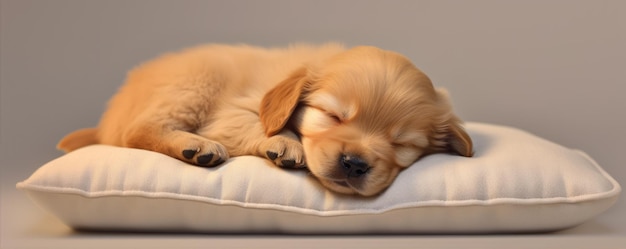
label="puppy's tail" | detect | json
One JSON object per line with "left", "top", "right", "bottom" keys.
{"left": 57, "top": 128, "right": 99, "bottom": 153}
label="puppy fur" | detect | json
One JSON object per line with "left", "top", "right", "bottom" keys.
{"left": 58, "top": 43, "right": 473, "bottom": 196}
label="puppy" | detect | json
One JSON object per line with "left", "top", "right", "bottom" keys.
{"left": 58, "top": 43, "right": 473, "bottom": 196}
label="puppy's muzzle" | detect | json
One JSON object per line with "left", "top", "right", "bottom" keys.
{"left": 340, "top": 154, "right": 371, "bottom": 178}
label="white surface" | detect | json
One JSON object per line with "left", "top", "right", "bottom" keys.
{"left": 15, "top": 123, "right": 621, "bottom": 234}
{"left": 2, "top": 188, "right": 625, "bottom": 249}
{"left": 2, "top": 0, "right": 625, "bottom": 248}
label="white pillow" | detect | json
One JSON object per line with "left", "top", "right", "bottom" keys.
{"left": 17, "top": 123, "right": 620, "bottom": 234}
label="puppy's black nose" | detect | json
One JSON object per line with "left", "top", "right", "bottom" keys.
{"left": 340, "top": 154, "right": 370, "bottom": 178}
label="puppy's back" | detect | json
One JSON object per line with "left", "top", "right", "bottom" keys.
{"left": 59, "top": 43, "right": 346, "bottom": 151}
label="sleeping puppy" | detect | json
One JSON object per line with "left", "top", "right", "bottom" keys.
{"left": 58, "top": 43, "right": 473, "bottom": 196}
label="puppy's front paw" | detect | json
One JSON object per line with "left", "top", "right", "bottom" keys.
{"left": 261, "top": 136, "right": 306, "bottom": 168}
{"left": 180, "top": 139, "right": 229, "bottom": 167}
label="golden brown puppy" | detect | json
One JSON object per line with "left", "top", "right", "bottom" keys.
{"left": 58, "top": 43, "right": 473, "bottom": 196}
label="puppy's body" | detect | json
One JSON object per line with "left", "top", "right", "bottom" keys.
{"left": 59, "top": 43, "right": 472, "bottom": 196}
{"left": 98, "top": 44, "right": 341, "bottom": 163}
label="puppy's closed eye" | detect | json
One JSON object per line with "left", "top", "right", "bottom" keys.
{"left": 392, "top": 131, "right": 429, "bottom": 167}
{"left": 326, "top": 112, "right": 342, "bottom": 123}
{"left": 393, "top": 145, "right": 422, "bottom": 167}
{"left": 293, "top": 92, "right": 356, "bottom": 135}
{"left": 294, "top": 106, "right": 341, "bottom": 135}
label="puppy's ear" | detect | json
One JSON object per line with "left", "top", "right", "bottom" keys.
{"left": 444, "top": 120, "right": 474, "bottom": 157}
{"left": 431, "top": 89, "right": 474, "bottom": 157}
{"left": 260, "top": 67, "right": 310, "bottom": 136}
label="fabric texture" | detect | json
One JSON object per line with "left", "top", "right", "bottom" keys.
{"left": 17, "top": 123, "right": 621, "bottom": 233}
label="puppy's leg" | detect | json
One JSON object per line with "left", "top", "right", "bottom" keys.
{"left": 198, "top": 109, "right": 305, "bottom": 168}
{"left": 122, "top": 106, "right": 228, "bottom": 167}
{"left": 259, "top": 129, "right": 305, "bottom": 168}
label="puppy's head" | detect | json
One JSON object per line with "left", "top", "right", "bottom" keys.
{"left": 261, "top": 46, "right": 472, "bottom": 196}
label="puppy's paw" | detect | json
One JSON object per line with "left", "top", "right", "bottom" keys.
{"left": 261, "top": 136, "right": 306, "bottom": 168}
{"left": 179, "top": 139, "right": 229, "bottom": 167}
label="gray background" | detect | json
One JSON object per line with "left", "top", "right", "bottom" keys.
{"left": 1, "top": 0, "right": 624, "bottom": 248}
